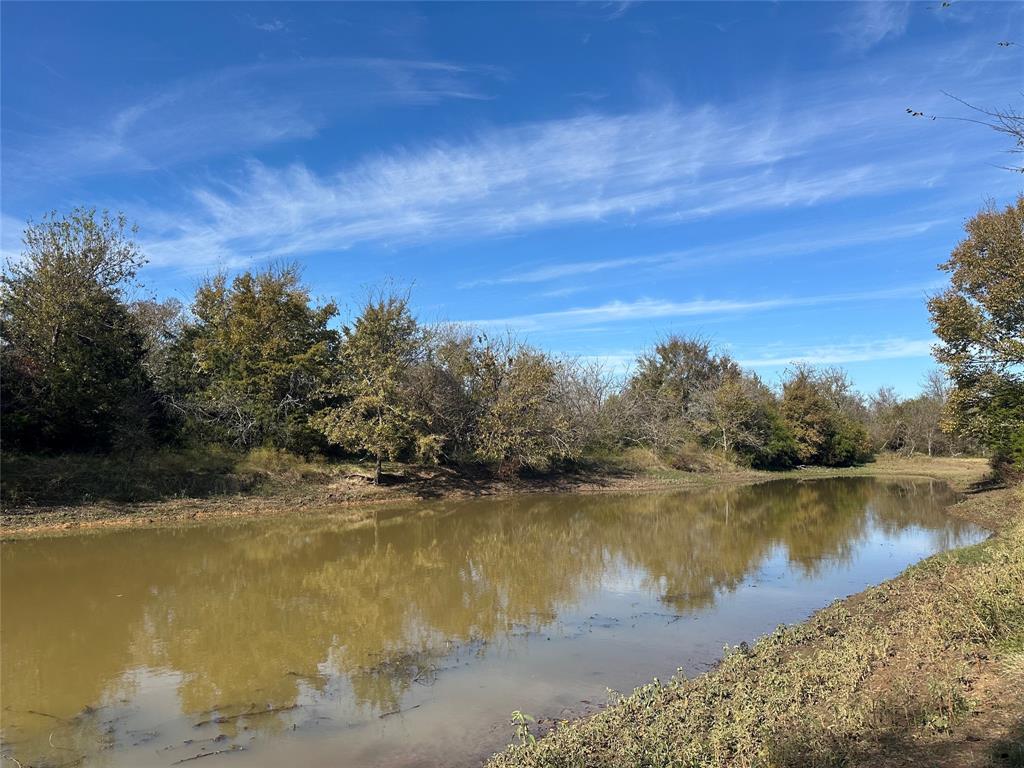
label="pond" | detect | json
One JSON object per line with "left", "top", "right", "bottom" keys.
{"left": 0, "top": 477, "right": 986, "bottom": 768}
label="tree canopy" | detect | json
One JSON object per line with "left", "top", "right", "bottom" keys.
{"left": 1, "top": 209, "right": 162, "bottom": 452}
{"left": 313, "top": 292, "right": 424, "bottom": 482}
{"left": 929, "top": 196, "right": 1024, "bottom": 468}
{"left": 6, "top": 207, "right": 993, "bottom": 477}
{"left": 166, "top": 264, "right": 339, "bottom": 452}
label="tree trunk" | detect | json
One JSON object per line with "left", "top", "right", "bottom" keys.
{"left": 374, "top": 454, "right": 382, "bottom": 485}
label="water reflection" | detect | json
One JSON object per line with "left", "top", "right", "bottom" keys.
{"left": 1, "top": 477, "right": 982, "bottom": 767}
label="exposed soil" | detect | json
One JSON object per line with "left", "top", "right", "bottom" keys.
{"left": 0, "top": 464, "right": 762, "bottom": 537}
{"left": 0, "top": 454, "right": 991, "bottom": 539}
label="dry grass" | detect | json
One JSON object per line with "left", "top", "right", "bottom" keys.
{"left": 771, "top": 454, "right": 993, "bottom": 492}
{"left": 0, "top": 447, "right": 349, "bottom": 508}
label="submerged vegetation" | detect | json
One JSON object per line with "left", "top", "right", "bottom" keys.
{"left": 5, "top": 201, "right": 1020, "bottom": 506}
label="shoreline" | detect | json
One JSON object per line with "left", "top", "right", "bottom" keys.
{"left": 3, "top": 454, "right": 1017, "bottom": 768}
{"left": 0, "top": 455, "right": 991, "bottom": 538}
{"left": 487, "top": 461, "right": 1023, "bottom": 768}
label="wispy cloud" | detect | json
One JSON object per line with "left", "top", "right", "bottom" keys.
{"left": 462, "top": 284, "right": 935, "bottom": 333}
{"left": 246, "top": 16, "right": 288, "bottom": 33}
{"left": 600, "top": 2, "right": 635, "bottom": 22}
{"left": 138, "top": 87, "right": 960, "bottom": 271}
{"left": 460, "top": 218, "right": 942, "bottom": 289}
{"left": 8, "top": 18, "right": 1010, "bottom": 276}
{"left": 460, "top": 254, "right": 664, "bottom": 288}
{"left": 738, "top": 337, "right": 934, "bottom": 368}
{"left": 838, "top": 2, "right": 911, "bottom": 53}
{"left": 536, "top": 285, "right": 592, "bottom": 299}
{"left": 3, "top": 58, "right": 499, "bottom": 185}
{"left": 543, "top": 337, "right": 935, "bottom": 380}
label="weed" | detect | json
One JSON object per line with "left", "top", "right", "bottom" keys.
{"left": 510, "top": 711, "right": 537, "bottom": 747}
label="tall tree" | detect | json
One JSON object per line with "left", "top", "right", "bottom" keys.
{"left": 625, "top": 335, "right": 741, "bottom": 452}
{"left": 929, "top": 196, "right": 1024, "bottom": 468}
{"left": 168, "top": 265, "right": 339, "bottom": 452}
{"left": 0, "top": 209, "right": 160, "bottom": 452}
{"left": 313, "top": 292, "right": 423, "bottom": 483}
{"left": 131, "top": 297, "right": 186, "bottom": 396}
{"left": 469, "top": 335, "right": 574, "bottom": 476}
{"left": 781, "top": 365, "right": 871, "bottom": 467}
{"left": 630, "top": 336, "right": 741, "bottom": 412}
{"left": 691, "top": 373, "right": 797, "bottom": 469}
{"left": 404, "top": 326, "right": 480, "bottom": 464}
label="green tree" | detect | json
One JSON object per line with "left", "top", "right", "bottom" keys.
{"left": 781, "top": 365, "right": 871, "bottom": 467}
{"left": 0, "top": 209, "right": 161, "bottom": 452}
{"left": 168, "top": 265, "right": 339, "bottom": 452}
{"left": 131, "top": 297, "right": 186, "bottom": 398}
{"left": 624, "top": 336, "right": 741, "bottom": 454}
{"left": 404, "top": 326, "right": 480, "bottom": 464}
{"left": 692, "top": 374, "right": 797, "bottom": 469}
{"left": 313, "top": 292, "right": 424, "bottom": 483}
{"left": 929, "top": 196, "right": 1024, "bottom": 469}
{"left": 630, "top": 336, "right": 740, "bottom": 414}
{"left": 469, "top": 336, "right": 574, "bottom": 476}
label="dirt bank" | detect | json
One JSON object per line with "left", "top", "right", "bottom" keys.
{"left": 0, "top": 454, "right": 992, "bottom": 539}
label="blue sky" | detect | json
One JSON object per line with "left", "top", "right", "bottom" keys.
{"left": 2, "top": 2, "right": 1021, "bottom": 395}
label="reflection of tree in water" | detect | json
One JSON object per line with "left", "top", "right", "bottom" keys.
{"left": 0, "top": 478, "right": 971, "bottom": 762}
{"left": 0, "top": 534, "right": 155, "bottom": 764}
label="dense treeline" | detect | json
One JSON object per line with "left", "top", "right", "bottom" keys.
{"left": 2, "top": 203, "right": 1019, "bottom": 482}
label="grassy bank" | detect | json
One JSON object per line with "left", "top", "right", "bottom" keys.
{"left": 0, "top": 446, "right": 761, "bottom": 535}
{"left": 0, "top": 450, "right": 993, "bottom": 537}
{"left": 488, "top": 477, "right": 1024, "bottom": 768}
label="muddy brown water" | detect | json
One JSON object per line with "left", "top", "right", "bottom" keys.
{"left": 1, "top": 477, "right": 985, "bottom": 768}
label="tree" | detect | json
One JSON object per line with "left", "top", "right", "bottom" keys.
{"left": 902, "top": 372, "right": 950, "bottom": 457}
{"left": 630, "top": 336, "right": 740, "bottom": 413}
{"left": 131, "top": 297, "right": 186, "bottom": 399}
{"left": 691, "top": 373, "right": 797, "bottom": 469}
{"left": 168, "top": 265, "right": 339, "bottom": 452}
{"left": 0, "top": 209, "right": 161, "bottom": 452}
{"left": 929, "top": 196, "right": 1024, "bottom": 469}
{"left": 781, "top": 365, "right": 872, "bottom": 467}
{"left": 313, "top": 292, "right": 423, "bottom": 483}
{"left": 469, "top": 335, "right": 575, "bottom": 476}
{"left": 867, "top": 387, "right": 906, "bottom": 453}
{"left": 551, "top": 357, "right": 622, "bottom": 456}
{"left": 404, "top": 326, "right": 481, "bottom": 464}
{"left": 625, "top": 335, "right": 741, "bottom": 454}
{"left": 909, "top": 94, "right": 1024, "bottom": 173}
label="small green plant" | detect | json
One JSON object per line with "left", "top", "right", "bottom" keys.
{"left": 510, "top": 710, "right": 536, "bottom": 746}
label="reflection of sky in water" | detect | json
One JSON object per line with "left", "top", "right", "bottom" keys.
{"left": 0, "top": 477, "right": 987, "bottom": 768}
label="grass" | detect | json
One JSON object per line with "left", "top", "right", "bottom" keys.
{"left": 772, "top": 453, "right": 993, "bottom": 491}
{"left": 0, "top": 443, "right": 751, "bottom": 513}
{"left": 488, "top": 481, "right": 1024, "bottom": 768}
{"left": 0, "top": 447, "right": 348, "bottom": 507}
